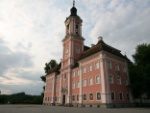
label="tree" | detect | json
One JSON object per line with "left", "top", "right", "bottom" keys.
{"left": 44, "top": 60, "right": 57, "bottom": 75}
{"left": 129, "top": 43, "right": 150, "bottom": 100}
{"left": 40, "top": 60, "right": 57, "bottom": 97}
{"left": 41, "top": 60, "right": 57, "bottom": 83}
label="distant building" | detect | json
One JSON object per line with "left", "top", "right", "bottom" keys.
{"left": 43, "top": 1, "right": 133, "bottom": 108}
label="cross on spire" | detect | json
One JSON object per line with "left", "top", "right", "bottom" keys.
{"left": 73, "top": 0, "right": 75, "bottom": 7}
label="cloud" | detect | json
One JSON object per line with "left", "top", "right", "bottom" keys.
{"left": 0, "top": 0, "right": 150, "bottom": 95}
{"left": 0, "top": 38, "right": 44, "bottom": 94}
{"left": 0, "top": 39, "right": 33, "bottom": 75}
{"left": 81, "top": 0, "right": 150, "bottom": 60}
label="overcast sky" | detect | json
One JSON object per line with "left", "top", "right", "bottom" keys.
{"left": 0, "top": 0, "right": 150, "bottom": 95}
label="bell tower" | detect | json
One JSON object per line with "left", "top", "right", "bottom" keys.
{"left": 62, "top": 0, "right": 84, "bottom": 69}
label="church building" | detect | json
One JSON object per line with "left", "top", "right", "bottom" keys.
{"left": 43, "top": 1, "right": 133, "bottom": 108}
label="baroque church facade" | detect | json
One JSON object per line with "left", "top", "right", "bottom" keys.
{"left": 43, "top": 2, "right": 133, "bottom": 108}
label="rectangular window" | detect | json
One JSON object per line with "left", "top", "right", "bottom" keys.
{"left": 77, "top": 95, "right": 79, "bottom": 101}
{"left": 83, "top": 67, "right": 86, "bottom": 73}
{"left": 117, "top": 76, "right": 121, "bottom": 85}
{"left": 123, "top": 65, "right": 126, "bottom": 72}
{"left": 72, "top": 82, "right": 75, "bottom": 89}
{"left": 72, "top": 95, "right": 75, "bottom": 101}
{"left": 83, "top": 79, "right": 86, "bottom": 87}
{"left": 116, "top": 64, "right": 120, "bottom": 71}
{"left": 111, "top": 92, "right": 115, "bottom": 100}
{"left": 76, "top": 24, "right": 78, "bottom": 29}
{"left": 97, "top": 92, "right": 101, "bottom": 100}
{"left": 89, "top": 93, "right": 93, "bottom": 100}
{"left": 96, "top": 76, "right": 100, "bottom": 84}
{"left": 126, "top": 93, "right": 130, "bottom": 100}
{"left": 119, "top": 92, "right": 123, "bottom": 100}
{"left": 89, "top": 64, "right": 92, "bottom": 72}
{"left": 77, "top": 70, "right": 80, "bottom": 76}
{"left": 45, "top": 97, "right": 47, "bottom": 101}
{"left": 124, "top": 78, "right": 128, "bottom": 85}
{"left": 89, "top": 78, "right": 93, "bottom": 85}
{"left": 83, "top": 94, "right": 86, "bottom": 100}
{"left": 95, "top": 62, "right": 99, "bottom": 69}
{"left": 108, "top": 61, "right": 112, "bottom": 69}
{"left": 56, "top": 86, "right": 60, "bottom": 90}
{"left": 64, "top": 74, "right": 66, "bottom": 79}
{"left": 55, "top": 97, "right": 57, "bottom": 101}
{"left": 76, "top": 46, "right": 80, "bottom": 54}
{"left": 76, "top": 81, "right": 80, "bottom": 88}
{"left": 109, "top": 75, "right": 114, "bottom": 84}
{"left": 72, "top": 71, "right": 75, "bottom": 77}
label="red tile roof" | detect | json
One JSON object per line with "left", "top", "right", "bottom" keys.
{"left": 79, "top": 40, "right": 126, "bottom": 60}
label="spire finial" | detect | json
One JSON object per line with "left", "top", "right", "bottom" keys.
{"left": 73, "top": 0, "right": 75, "bottom": 7}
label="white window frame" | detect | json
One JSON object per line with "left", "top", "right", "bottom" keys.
{"left": 82, "top": 79, "right": 86, "bottom": 87}
{"left": 95, "top": 62, "right": 99, "bottom": 69}
{"left": 89, "top": 64, "right": 92, "bottom": 72}
{"left": 72, "top": 95, "right": 75, "bottom": 101}
{"left": 89, "top": 77, "right": 93, "bottom": 85}
{"left": 119, "top": 92, "right": 123, "bottom": 101}
{"left": 72, "top": 82, "right": 75, "bottom": 89}
{"left": 76, "top": 81, "right": 80, "bottom": 88}
{"left": 76, "top": 46, "right": 80, "bottom": 54}
{"left": 83, "top": 67, "right": 86, "bottom": 74}
{"left": 123, "top": 65, "right": 127, "bottom": 72}
{"left": 124, "top": 78, "right": 128, "bottom": 86}
{"left": 109, "top": 75, "right": 114, "bottom": 84}
{"left": 96, "top": 92, "right": 101, "bottom": 100}
{"left": 116, "top": 64, "right": 120, "bottom": 71}
{"left": 117, "top": 76, "right": 121, "bottom": 85}
{"left": 108, "top": 61, "right": 112, "bottom": 69}
{"left": 96, "top": 76, "right": 100, "bottom": 84}
{"left": 83, "top": 94, "right": 86, "bottom": 101}
{"left": 89, "top": 93, "right": 93, "bottom": 100}
{"left": 72, "top": 71, "right": 75, "bottom": 77}
{"left": 111, "top": 91, "right": 115, "bottom": 101}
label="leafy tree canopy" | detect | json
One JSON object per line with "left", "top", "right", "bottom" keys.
{"left": 133, "top": 43, "right": 150, "bottom": 66}
{"left": 44, "top": 60, "right": 57, "bottom": 75}
{"left": 129, "top": 43, "right": 150, "bottom": 99}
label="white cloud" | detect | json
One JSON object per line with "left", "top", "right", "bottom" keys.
{"left": 0, "top": 0, "right": 150, "bottom": 94}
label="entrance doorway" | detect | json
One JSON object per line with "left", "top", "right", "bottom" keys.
{"left": 62, "top": 95, "right": 65, "bottom": 105}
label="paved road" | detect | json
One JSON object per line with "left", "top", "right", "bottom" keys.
{"left": 0, "top": 105, "right": 150, "bottom": 113}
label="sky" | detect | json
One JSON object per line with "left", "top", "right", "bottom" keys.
{"left": 0, "top": 0, "right": 150, "bottom": 95}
